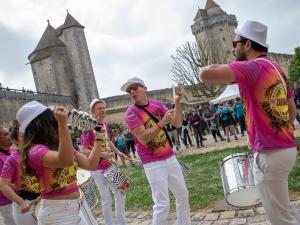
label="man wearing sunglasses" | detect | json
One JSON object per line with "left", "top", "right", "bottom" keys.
{"left": 199, "top": 20, "right": 300, "bottom": 225}
{"left": 121, "top": 77, "right": 191, "bottom": 225}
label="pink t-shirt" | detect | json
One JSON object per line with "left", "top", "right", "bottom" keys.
{"left": 80, "top": 122, "right": 112, "bottom": 170}
{"left": 125, "top": 100, "right": 174, "bottom": 164}
{"left": 1, "top": 151, "right": 40, "bottom": 194}
{"left": 0, "top": 148, "right": 15, "bottom": 205}
{"left": 229, "top": 57, "right": 295, "bottom": 152}
{"left": 28, "top": 145, "right": 79, "bottom": 199}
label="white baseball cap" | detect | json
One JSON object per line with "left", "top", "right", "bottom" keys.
{"left": 121, "top": 77, "right": 146, "bottom": 92}
{"left": 16, "top": 101, "right": 48, "bottom": 133}
{"left": 89, "top": 98, "right": 106, "bottom": 113}
{"left": 235, "top": 20, "right": 269, "bottom": 48}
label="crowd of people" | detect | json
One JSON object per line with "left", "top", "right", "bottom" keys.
{"left": 0, "top": 20, "right": 300, "bottom": 225}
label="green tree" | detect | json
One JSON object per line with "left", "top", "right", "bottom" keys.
{"left": 288, "top": 47, "right": 300, "bottom": 84}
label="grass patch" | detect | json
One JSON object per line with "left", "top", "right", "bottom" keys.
{"left": 97, "top": 142, "right": 300, "bottom": 211}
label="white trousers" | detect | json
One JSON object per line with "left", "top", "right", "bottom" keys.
{"left": 92, "top": 170, "right": 126, "bottom": 225}
{"left": 38, "top": 198, "right": 87, "bottom": 225}
{"left": 143, "top": 156, "right": 191, "bottom": 225}
{"left": 12, "top": 200, "right": 37, "bottom": 225}
{"left": 254, "top": 147, "right": 300, "bottom": 225}
{"left": 0, "top": 203, "right": 16, "bottom": 225}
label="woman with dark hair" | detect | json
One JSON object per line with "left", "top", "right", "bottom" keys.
{"left": 0, "top": 120, "right": 40, "bottom": 225}
{"left": 16, "top": 101, "right": 107, "bottom": 225}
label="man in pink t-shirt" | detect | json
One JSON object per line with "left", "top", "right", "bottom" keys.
{"left": 80, "top": 99, "right": 127, "bottom": 225}
{"left": 121, "top": 77, "right": 191, "bottom": 225}
{"left": 0, "top": 127, "right": 16, "bottom": 225}
{"left": 200, "top": 20, "right": 300, "bottom": 225}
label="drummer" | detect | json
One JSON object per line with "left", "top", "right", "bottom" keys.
{"left": 80, "top": 99, "right": 128, "bottom": 225}
{"left": 16, "top": 101, "right": 107, "bottom": 225}
{"left": 0, "top": 120, "right": 40, "bottom": 225}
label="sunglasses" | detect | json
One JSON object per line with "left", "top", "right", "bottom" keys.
{"left": 232, "top": 40, "right": 247, "bottom": 48}
{"left": 126, "top": 84, "right": 143, "bottom": 93}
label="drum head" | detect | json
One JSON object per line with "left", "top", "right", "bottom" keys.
{"left": 226, "top": 187, "right": 261, "bottom": 207}
{"left": 77, "top": 170, "right": 91, "bottom": 185}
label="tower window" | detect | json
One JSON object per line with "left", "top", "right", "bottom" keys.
{"left": 223, "top": 37, "right": 226, "bottom": 41}
{"left": 220, "top": 28, "right": 223, "bottom": 31}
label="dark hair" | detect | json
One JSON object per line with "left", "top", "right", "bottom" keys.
{"left": 240, "top": 36, "right": 268, "bottom": 53}
{"left": 21, "top": 109, "right": 59, "bottom": 174}
{"left": 9, "top": 120, "right": 19, "bottom": 141}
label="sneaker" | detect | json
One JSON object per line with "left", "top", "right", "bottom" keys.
{"left": 220, "top": 138, "right": 226, "bottom": 141}
{"left": 235, "top": 136, "right": 238, "bottom": 140}
{"left": 214, "top": 139, "right": 218, "bottom": 143}
{"left": 227, "top": 138, "right": 230, "bottom": 142}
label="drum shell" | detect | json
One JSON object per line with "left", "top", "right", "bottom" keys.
{"left": 77, "top": 170, "right": 98, "bottom": 209}
{"left": 220, "top": 153, "right": 261, "bottom": 207}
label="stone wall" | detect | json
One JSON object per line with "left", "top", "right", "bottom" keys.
{"left": 0, "top": 89, "right": 75, "bottom": 128}
{"left": 269, "top": 52, "right": 293, "bottom": 75}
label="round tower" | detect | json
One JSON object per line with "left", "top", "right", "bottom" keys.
{"left": 56, "top": 12, "right": 99, "bottom": 110}
{"left": 191, "top": 0, "right": 238, "bottom": 63}
{"left": 28, "top": 21, "right": 76, "bottom": 97}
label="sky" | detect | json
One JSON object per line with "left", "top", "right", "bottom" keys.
{"left": 0, "top": 0, "right": 299, "bottom": 98}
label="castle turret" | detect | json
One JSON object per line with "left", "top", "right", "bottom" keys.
{"left": 191, "top": 0, "right": 237, "bottom": 62}
{"left": 28, "top": 21, "right": 75, "bottom": 97}
{"left": 56, "top": 12, "right": 99, "bottom": 110}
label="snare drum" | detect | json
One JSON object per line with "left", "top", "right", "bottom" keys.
{"left": 77, "top": 169, "right": 98, "bottom": 209}
{"left": 103, "top": 164, "right": 133, "bottom": 192}
{"left": 220, "top": 153, "right": 261, "bottom": 207}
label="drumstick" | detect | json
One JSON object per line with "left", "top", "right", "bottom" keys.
{"left": 29, "top": 196, "right": 41, "bottom": 207}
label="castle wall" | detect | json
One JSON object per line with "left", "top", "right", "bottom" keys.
{"left": 0, "top": 89, "right": 75, "bottom": 128}
{"left": 269, "top": 53, "right": 292, "bottom": 75}
{"left": 58, "top": 27, "right": 99, "bottom": 110}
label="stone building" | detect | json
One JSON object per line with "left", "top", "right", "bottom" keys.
{"left": 28, "top": 12, "right": 99, "bottom": 110}
{"left": 191, "top": 0, "right": 292, "bottom": 73}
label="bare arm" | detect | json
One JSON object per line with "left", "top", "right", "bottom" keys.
{"left": 42, "top": 107, "right": 74, "bottom": 168}
{"left": 172, "top": 95, "right": 184, "bottom": 128}
{"left": 288, "top": 97, "right": 297, "bottom": 123}
{"left": 199, "top": 64, "right": 235, "bottom": 84}
{"left": 0, "top": 178, "right": 31, "bottom": 213}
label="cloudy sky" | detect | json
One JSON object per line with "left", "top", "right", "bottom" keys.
{"left": 0, "top": 0, "right": 299, "bottom": 98}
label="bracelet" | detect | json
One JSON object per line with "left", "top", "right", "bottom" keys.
{"left": 156, "top": 123, "right": 163, "bottom": 130}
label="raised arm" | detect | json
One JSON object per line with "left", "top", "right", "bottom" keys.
{"left": 199, "top": 64, "right": 235, "bottom": 84}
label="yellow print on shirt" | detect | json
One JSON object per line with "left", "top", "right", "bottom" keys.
{"left": 22, "top": 175, "right": 40, "bottom": 193}
{"left": 262, "top": 80, "right": 290, "bottom": 130}
{"left": 51, "top": 165, "right": 77, "bottom": 191}
{"left": 145, "top": 119, "right": 168, "bottom": 151}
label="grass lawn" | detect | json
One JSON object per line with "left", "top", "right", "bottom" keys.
{"left": 119, "top": 143, "right": 300, "bottom": 212}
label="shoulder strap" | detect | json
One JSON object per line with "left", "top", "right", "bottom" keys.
{"left": 255, "top": 58, "right": 287, "bottom": 95}
{"left": 134, "top": 104, "right": 173, "bottom": 148}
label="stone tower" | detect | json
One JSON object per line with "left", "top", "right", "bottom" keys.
{"left": 28, "top": 12, "right": 99, "bottom": 110}
{"left": 191, "top": 0, "right": 237, "bottom": 62}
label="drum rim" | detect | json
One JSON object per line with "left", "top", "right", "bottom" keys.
{"left": 221, "top": 152, "right": 252, "bottom": 166}
{"left": 224, "top": 186, "right": 261, "bottom": 207}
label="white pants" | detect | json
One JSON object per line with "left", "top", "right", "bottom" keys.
{"left": 38, "top": 198, "right": 86, "bottom": 225}
{"left": 12, "top": 200, "right": 37, "bottom": 225}
{"left": 143, "top": 156, "right": 191, "bottom": 225}
{"left": 0, "top": 203, "right": 16, "bottom": 225}
{"left": 92, "top": 170, "right": 126, "bottom": 225}
{"left": 254, "top": 147, "right": 300, "bottom": 225}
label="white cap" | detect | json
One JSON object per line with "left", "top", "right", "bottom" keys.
{"left": 89, "top": 98, "right": 106, "bottom": 113}
{"left": 16, "top": 101, "right": 48, "bottom": 133}
{"left": 235, "top": 20, "right": 269, "bottom": 48}
{"left": 120, "top": 77, "right": 146, "bottom": 92}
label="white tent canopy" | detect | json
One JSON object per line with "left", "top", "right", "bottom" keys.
{"left": 210, "top": 84, "right": 240, "bottom": 104}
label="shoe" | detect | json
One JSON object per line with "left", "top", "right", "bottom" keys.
{"left": 190, "top": 144, "right": 195, "bottom": 147}
{"left": 235, "top": 136, "right": 238, "bottom": 140}
{"left": 227, "top": 138, "right": 230, "bottom": 142}
{"left": 203, "top": 138, "right": 207, "bottom": 141}
{"left": 197, "top": 145, "right": 200, "bottom": 148}
{"left": 220, "top": 138, "right": 226, "bottom": 141}
{"left": 214, "top": 139, "right": 218, "bottom": 143}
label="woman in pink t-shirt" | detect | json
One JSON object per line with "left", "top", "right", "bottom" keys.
{"left": 16, "top": 101, "right": 108, "bottom": 225}
{"left": 0, "top": 121, "right": 40, "bottom": 225}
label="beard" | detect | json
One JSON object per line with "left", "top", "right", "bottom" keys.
{"left": 235, "top": 52, "right": 247, "bottom": 61}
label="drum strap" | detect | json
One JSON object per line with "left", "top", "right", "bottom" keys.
{"left": 134, "top": 104, "right": 173, "bottom": 148}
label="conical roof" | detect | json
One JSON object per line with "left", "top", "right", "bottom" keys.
{"left": 194, "top": 8, "right": 207, "bottom": 21}
{"left": 205, "top": 0, "right": 219, "bottom": 9}
{"left": 28, "top": 21, "right": 65, "bottom": 59}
